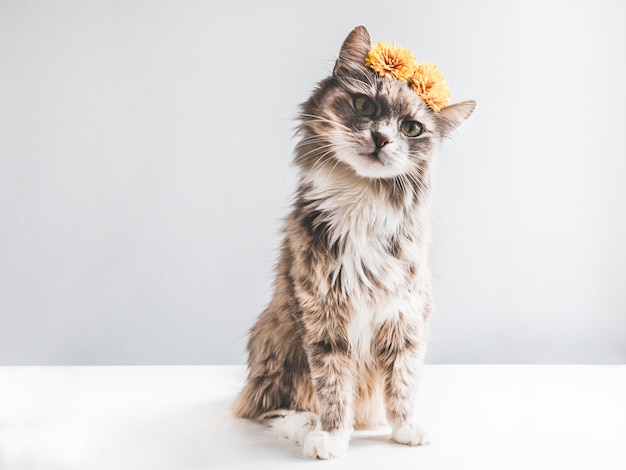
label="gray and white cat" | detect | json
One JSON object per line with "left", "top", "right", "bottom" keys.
{"left": 234, "top": 25, "right": 475, "bottom": 459}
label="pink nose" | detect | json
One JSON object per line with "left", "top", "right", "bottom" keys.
{"left": 372, "top": 130, "right": 392, "bottom": 149}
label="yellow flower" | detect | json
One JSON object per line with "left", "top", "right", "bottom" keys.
{"left": 365, "top": 40, "right": 451, "bottom": 112}
{"left": 409, "top": 62, "right": 450, "bottom": 112}
{"left": 365, "top": 42, "right": 418, "bottom": 82}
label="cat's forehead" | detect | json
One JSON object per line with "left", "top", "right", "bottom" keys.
{"left": 376, "top": 79, "right": 430, "bottom": 119}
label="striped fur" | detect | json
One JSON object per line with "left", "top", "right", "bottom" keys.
{"left": 233, "top": 26, "right": 475, "bottom": 459}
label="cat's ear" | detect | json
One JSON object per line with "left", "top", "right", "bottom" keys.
{"left": 436, "top": 100, "right": 477, "bottom": 137}
{"left": 333, "top": 25, "right": 372, "bottom": 77}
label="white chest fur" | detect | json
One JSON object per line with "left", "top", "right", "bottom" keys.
{"left": 304, "top": 169, "right": 427, "bottom": 359}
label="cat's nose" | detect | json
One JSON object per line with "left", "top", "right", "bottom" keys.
{"left": 372, "top": 130, "right": 392, "bottom": 149}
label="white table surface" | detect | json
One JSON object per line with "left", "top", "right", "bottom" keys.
{"left": 0, "top": 365, "right": 624, "bottom": 470}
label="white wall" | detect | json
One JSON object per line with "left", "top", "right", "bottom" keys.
{"left": 1, "top": 0, "right": 624, "bottom": 364}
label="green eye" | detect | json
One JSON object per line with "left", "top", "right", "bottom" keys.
{"left": 401, "top": 121, "right": 424, "bottom": 137}
{"left": 353, "top": 95, "right": 376, "bottom": 117}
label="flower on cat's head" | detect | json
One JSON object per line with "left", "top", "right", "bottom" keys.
{"left": 365, "top": 42, "right": 450, "bottom": 112}
{"left": 365, "top": 42, "right": 418, "bottom": 82}
{"left": 409, "top": 62, "right": 450, "bottom": 112}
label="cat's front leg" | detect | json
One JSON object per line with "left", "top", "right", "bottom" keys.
{"left": 376, "top": 315, "right": 430, "bottom": 447}
{"left": 301, "top": 333, "right": 355, "bottom": 459}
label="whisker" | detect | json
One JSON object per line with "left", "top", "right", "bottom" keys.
{"left": 338, "top": 74, "right": 377, "bottom": 93}
{"left": 298, "top": 130, "right": 356, "bottom": 144}
{"left": 324, "top": 155, "right": 342, "bottom": 183}
{"left": 299, "top": 113, "right": 351, "bottom": 132}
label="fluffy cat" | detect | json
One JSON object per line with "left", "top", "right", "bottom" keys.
{"left": 233, "top": 25, "right": 475, "bottom": 459}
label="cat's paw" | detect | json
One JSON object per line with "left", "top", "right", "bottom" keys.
{"left": 302, "top": 429, "right": 350, "bottom": 460}
{"left": 261, "top": 410, "right": 318, "bottom": 446}
{"left": 391, "top": 423, "right": 430, "bottom": 446}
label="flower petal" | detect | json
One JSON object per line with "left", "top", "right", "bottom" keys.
{"left": 365, "top": 42, "right": 418, "bottom": 82}
{"left": 410, "top": 62, "right": 450, "bottom": 112}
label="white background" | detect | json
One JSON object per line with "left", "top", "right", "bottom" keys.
{"left": 2, "top": 365, "right": 624, "bottom": 469}
{"left": 1, "top": 0, "right": 624, "bottom": 364}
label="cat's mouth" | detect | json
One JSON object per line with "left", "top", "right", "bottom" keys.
{"left": 361, "top": 151, "right": 383, "bottom": 164}
{"left": 341, "top": 148, "right": 402, "bottom": 179}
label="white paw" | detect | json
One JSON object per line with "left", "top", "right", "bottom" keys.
{"left": 302, "top": 429, "right": 350, "bottom": 459}
{"left": 262, "top": 410, "right": 318, "bottom": 445}
{"left": 391, "top": 423, "right": 430, "bottom": 446}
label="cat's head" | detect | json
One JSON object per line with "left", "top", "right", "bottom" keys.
{"left": 296, "top": 26, "right": 475, "bottom": 180}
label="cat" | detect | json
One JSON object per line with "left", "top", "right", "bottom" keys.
{"left": 233, "top": 25, "right": 475, "bottom": 459}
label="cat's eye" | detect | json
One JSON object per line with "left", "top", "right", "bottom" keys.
{"left": 353, "top": 95, "right": 376, "bottom": 117}
{"left": 401, "top": 121, "right": 424, "bottom": 137}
